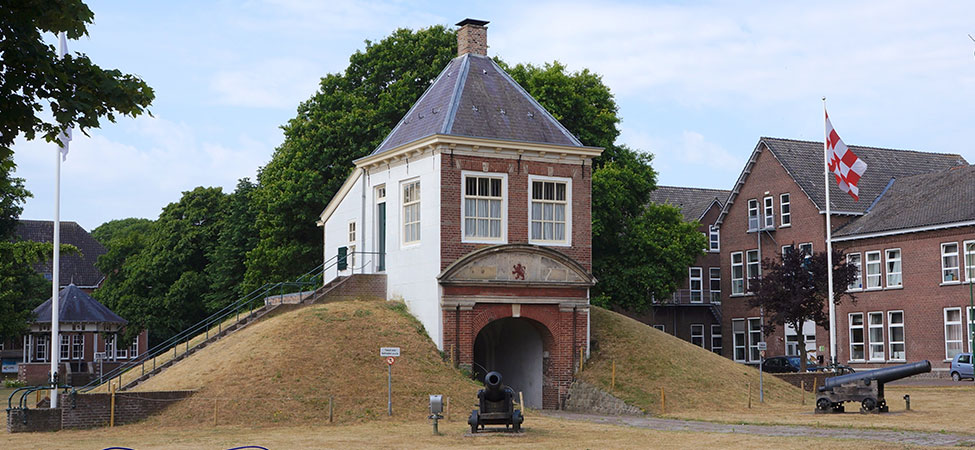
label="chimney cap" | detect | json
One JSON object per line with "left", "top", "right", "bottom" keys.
{"left": 456, "top": 18, "right": 489, "bottom": 27}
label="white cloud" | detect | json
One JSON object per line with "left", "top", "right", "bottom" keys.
{"left": 210, "top": 58, "right": 324, "bottom": 108}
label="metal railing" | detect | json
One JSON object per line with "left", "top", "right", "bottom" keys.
{"left": 7, "top": 382, "right": 73, "bottom": 412}
{"left": 656, "top": 289, "right": 722, "bottom": 305}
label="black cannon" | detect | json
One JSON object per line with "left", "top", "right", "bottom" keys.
{"left": 815, "top": 360, "right": 930, "bottom": 413}
{"left": 468, "top": 371, "right": 524, "bottom": 433}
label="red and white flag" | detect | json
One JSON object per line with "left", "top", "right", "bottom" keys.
{"left": 825, "top": 111, "right": 867, "bottom": 201}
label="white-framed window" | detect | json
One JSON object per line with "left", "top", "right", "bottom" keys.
{"left": 72, "top": 335, "right": 83, "bottom": 360}
{"left": 348, "top": 221, "right": 356, "bottom": 242}
{"left": 711, "top": 324, "right": 722, "bottom": 354}
{"left": 785, "top": 321, "right": 815, "bottom": 357}
{"left": 529, "top": 176, "right": 571, "bottom": 245}
{"left": 731, "top": 252, "right": 744, "bottom": 295}
{"left": 780, "top": 193, "right": 791, "bottom": 227}
{"left": 402, "top": 180, "right": 421, "bottom": 245}
{"left": 129, "top": 335, "right": 139, "bottom": 358}
{"left": 943, "top": 242, "right": 960, "bottom": 284}
{"left": 689, "top": 267, "right": 703, "bottom": 303}
{"left": 946, "top": 308, "right": 964, "bottom": 360}
{"left": 117, "top": 337, "right": 128, "bottom": 359}
{"left": 746, "top": 250, "right": 760, "bottom": 292}
{"left": 376, "top": 185, "right": 386, "bottom": 201}
{"left": 888, "top": 311, "right": 905, "bottom": 360}
{"left": 966, "top": 241, "right": 975, "bottom": 282}
{"left": 462, "top": 172, "right": 506, "bottom": 242}
{"left": 60, "top": 335, "right": 70, "bottom": 360}
{"left": 782, "top": 244, "right": 793, "bottom": 258}
{"left": 747, "top": 199, "right": 759, "bottom": 231}
{"left": 653, "top": 324, "right": 665, "bottom": 332}
{"left": 691, "top": 324, "right": 705, "bottom": 347}
{"left": 709, "top": 267, "right": 721, "bottom": 303}
{"left": 35, "top": 335, "right": 49, "bottom": 362}
{"left": 347, "top": 220, "right": 357, "bottom": 268}
{"left": 106, "top": 334, "right": 117, "bottom": 359}
{"left": 885, "top": 248, "right": 902, "bottom": 288}
{"left": 798, "top": 243, "right": 813, "bottom": 257}
{"left": 865, "top": 251, "right": 882, "bottom": 289}
{"left": 868, "top": 312, "right": 885, "bottom": 361}
{"left": 733, "top": 319, "right": 746, "bottom": 362}
{"left": 763, "top": 196, "right": 774, "bottom": 229}
{"left": 748, "top": 318, "right": 762, "bottom": 362}
{"left": 708, "top": 225, "right": 720, "bottom": 252}
{"left": 847, "top": 253, "right": 862, "bottom": 291}
{"left": 849, "top": 313, "right": 865, "bottom": 361}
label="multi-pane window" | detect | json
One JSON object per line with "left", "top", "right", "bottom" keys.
{"left": 733, "top": 319, "right": 746, "bottom": 362}
{"left": 847, "top": 253, "right": 862, "bottom": 290}
{"left": 886, "top": 249, "right": 902, "bottom": 287}
{"left": 689, "top": 267, "right": 703, "bottom": 303}
{"left": 746, "top": 250, "right": 760, "bottom": 292}
{"left": 464, "top": 175, "right": 503, "bottom": 240}
{"left": 530, "top": 180, "right": 568, "bottom": 243}
{"left": 60, "top": 335, "right": 70, "bottom": 360}
{"left": 348, "top": 221, "right": 357, "bottom": 267}
{"left": 780, "top": 193, "right": 791, "bottom": 227}
{"left": 72, "top": 335, "right": 83, "bottom": 360}
{"left": 849, "top": 313, "right": 865, "bottom": 361}
{"left": 129, "top": 336, "right": 139, "bottom": 358}
{"left": 781, "top": 244, "right": 793, "bottom": 257}
{"left": 888, "top": 311, "right": 905, "bottom": 360}
{"left": 748, "top": 318, "right": 762, "bottom": 362}
{"left": 785, "top": 322, "right": 815, "bottom": 357}
{"left": 865, "top": 251, "right": 882, "bottom": 289}
{"left": 402, "top": 180, "right": 420, "bottom": 244}
{"left": 747, "top": 199, "right": 759, "bottom": 230}
{"left": 946, "top": 308, "right": 964, "bottom": 360}
{"left": 709, "top": 267, "right": 721, "bottom": 303}
{"left": 868, "top": 312, "right": 884, "bottom": 361}
{"left": 798, "top": 243, "right": 813, "bottom": 257}
{"left": 943, "top": 243, "right": 960, "bottom": 283}
{"left": 348, "top": 221, "right": 356, "bottom": 242}
{"left": 731, "top": 252, "right": 744, "bottom": 295}
{"left": 691, "top": 324, "right": 705, "bottom": 347}
{"left": 709, "top": 226, "right": 720, "bottom": 252}
{"left": 966, "top": 241, "right": 975, "bottom": 282}
{"left": 763, "top": 196, "right": 774, "bottom": 229}
{"left": 711, "top": 324, "right": 722, "bottom": 354}
{"left": 35, "top": 335, "right": 48, "bottom": 362}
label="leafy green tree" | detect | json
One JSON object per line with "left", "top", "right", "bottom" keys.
{"left": 0, "top": 241, "right": 50, "bottom": 338}
{"left": 748, "top": 247, "right": 859, "bottom": 370}
{"left": 91, "top": 217, "right": 153, "bottom": 246}
{"left": 205, "top": 179, "right": 259, "bottom": 310}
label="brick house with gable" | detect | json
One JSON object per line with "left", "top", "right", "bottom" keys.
{"left": 318, "top": 19, "right": 600, "bottom": 408}
{"left": 717, "top": 137, "right": 967, "bottom": 373}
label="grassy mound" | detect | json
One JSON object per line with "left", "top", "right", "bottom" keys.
{"left": 580, "top": 307, "right": 802, "bottom": 414}
{"left": 136, "top": 300, "right": 479, "bottom": 427}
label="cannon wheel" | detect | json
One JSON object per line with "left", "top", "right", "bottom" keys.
{"left": 816, "top": 398, "right": 831, "bottom": 412}
{"left": 469, "top": 410, "right": 479, "bottom": 434}
{"left": 512, "top": 409, "right": 523, "bottom": 432}
{"left": 861, "top": 398, "right": 877, "bottom": 412}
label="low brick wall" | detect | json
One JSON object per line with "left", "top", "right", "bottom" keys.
{"left": 322, "top": 274, "right": 387, "bottom": 302}
{"left": 773, "top": 372, "right": 838, "bottom": 391}
{"left": 6, "top": 390, "right": 194, "bottom": 433}
{"left": 562, "top": 380, "right": 642, "bottom": 415}
{"left": 7, "top": 408, "right": 61, "bottom": 433}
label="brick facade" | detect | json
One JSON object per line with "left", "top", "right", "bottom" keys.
{"left": 6, "top": 390, "right": 193, "bottom": 432}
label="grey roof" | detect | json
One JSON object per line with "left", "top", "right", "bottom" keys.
{"left": 833, "top": 165, "right": 975, "bottom": 237}
{"left": 650, "top": 186, "right": 730, "bottom": 222}
{"left": 763, "top": 137, "right": 967, "bottom": 213}
{"left": 15, "top": 220, "right": 107, "bottom": 288}
{"left": 32, "top": 284, "right": 127, "bottom": 324}
{"left": 371, "top": 53, "right": 583, "bottom": 155}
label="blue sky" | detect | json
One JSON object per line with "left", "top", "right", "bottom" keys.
{"left": 12, "top": 0, "right": 975, "bottom": 231}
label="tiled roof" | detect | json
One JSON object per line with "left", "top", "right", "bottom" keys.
{"left": 833, "top": 165, "right": 975, "bottom": 238}
{"left": 762, "top": 137, "right": 966, "bottom": 213}
{"left": 32, "top": 284, "right": 127, "bottom": 324}
{"left": 15, "top": 220, "right": 107, "bottom": 288}
{"left": 371, "top": 53, "right": 583, "bottom": 155}
{"left": 650, "top": 186, "right": 730, "bottom": 222}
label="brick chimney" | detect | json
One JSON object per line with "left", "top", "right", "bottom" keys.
{"left": 456, "top": 19, "right": 489, "bottom": 57}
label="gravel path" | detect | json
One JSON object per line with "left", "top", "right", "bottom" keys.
{"left": 543, "top": 411, "right": 975, "bottom": 447}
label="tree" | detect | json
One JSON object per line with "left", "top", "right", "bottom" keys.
{"left": 205, "top": 179, "right": 259, "bottom": 310}
{"left": 0, "top": 0, "right": 154, "bottom": 160}
{"left": 747, "top": 246, "right": 859, "bottom": 370}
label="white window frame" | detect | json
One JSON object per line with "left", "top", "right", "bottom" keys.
{"left": 731, "top": 252, "right": 744, "bottom": 296}
{"left": 849, "top": 313, "right": 865, "bottom": 362}
{"left": 747, "top": 318, "right": 762, "bottom": 363}
{"left": 865, "top": 251, "right": 882, "bottom": 290}
{"left": 798, "top": 243, "right": 813, "bottom": 257}
{"left": 653, "top": 324, "right": 665, "bottom": 332}
{"left": 763, "top": 196, "right": 774, "bottom": 229}
{"left": 36, "top": 335, "right": 48, "bottom": 362}
{"left": 129, "top": 335, "right": 139, "bottom": 358}
{"left": 746, "top": 250, "right": 760, "bottom": 293}
{"left": 888, "top": 310, "right": 905, "bottom": 361}
{"left": 461, "top": 171, "right": 508, "bottom": 244}
{"left": 347, "top": 220, "right": 357, "bottom": 268}
{"left": 401, "top": 179, "right": 421, "bottom": 246}
{"left": 708, "top": 225, "right": 720, "bottom": 252}
{"left": 691, "top": 324, "right": 705, "bottom": 347}
{"left": 732, "top": 319, "right": 746, "bottom": 362}
{"left": 781, "top": 244, "right": 793, "bottom": 258}
{"left": 72, "top": 335, "right": 83, "bottom": 360}
{"left": 946, "top": 307, "right": 964, "bottom": 360}
{"left": 747, "top": 199, "right": 759, "bottom": 231}
{"left": 785, "top": 321, "right": 816, "bottom": 358}
{"left": 709, "top": 267, "right": 721, "bottom": 304}
{"left": 348, "top": 220, "right": 356, "bottom": 243}
{"left": 868, "top": 311, "right": 885, "bottom": 362}
{"left": 710, "top": 324, "right": 722, "bottom": 354}
{"left": 847, "top": 253, "right": 862, "bottom": 291}
{"left": 779, "top": 193, "right": 791, "bottom": 227}
{"left": 965, "top": 240, "right": 975, "bottom": 283}
{"left": 885, "top": 248, "right": 902, "bottom": 288}
{"left": 689, "top": 267, "right": 703, "bottom": 303}
{"left": 60, "top": 335, "right": 70, "bottom": 360}
{"left": 942, "top": 242, "right": 961, "bottom": 284}
{"left": 528, "top": 175, "right": 572, "bottom": 246}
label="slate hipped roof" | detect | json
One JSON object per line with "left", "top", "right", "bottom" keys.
{"left": 650, "top": 186, "right": 730, "bottom": 223}
{"left": 32, "top": 284, "right": 127, "bottom": 324}
{"left": 833, "top": 165, "right": 975, "bottom": 238}
{"left": 15, "top": 220, "right": 107, "bottom": 288}
{"left": 371, "top": 53, "right": 584, "bottom": 156}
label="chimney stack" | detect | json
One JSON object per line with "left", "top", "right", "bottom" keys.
{"left": 456, "top": 19, "right": 489, "bottom": 57}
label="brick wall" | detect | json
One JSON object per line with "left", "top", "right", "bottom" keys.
{"left": 320, "top": 274, "right": 387, "bottom": 302}
{"left": 7, "top": 408, "right": 60, "bottom": 433}
{"left": 6, "top": 390, "right": 193, "bottom": 432}
{"left": 563, "top": 379, "right": 642, "bottom": 415}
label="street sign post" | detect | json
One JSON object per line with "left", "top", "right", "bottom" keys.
{"left": 381, "top": 347, "right": 400, "bottom": 357}
{"left": 381, "top": 347, "right": 400, "bottom": 415}
{"left": 757, "top": 341, "right": 767, "bottom": 403}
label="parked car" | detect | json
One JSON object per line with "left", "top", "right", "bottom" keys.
{"left": 761, "top": 356, "right": 819, "bottom": 373}
{"left": 951, "top": 352, "right": 974, "bottom": 381}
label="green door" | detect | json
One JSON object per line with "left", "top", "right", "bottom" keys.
{"left": 377, "top": 202, "right": 386, "bottom": 271}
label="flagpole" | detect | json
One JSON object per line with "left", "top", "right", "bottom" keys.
{"left": 50, "top": 31, "right": 68, "bottom": 408}
{"left": 823, "top": 97, "right": 837, "bottom": 367}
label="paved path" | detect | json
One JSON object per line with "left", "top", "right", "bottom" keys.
{"left": 542, "top": 411, "right": 975, "bottom": 447}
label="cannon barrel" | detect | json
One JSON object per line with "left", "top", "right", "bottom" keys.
{"left": 823, "top": 360, "right": 931, "bottom": 389}
{"left": 483, "top": 371, "right": 506, "bottom": 402}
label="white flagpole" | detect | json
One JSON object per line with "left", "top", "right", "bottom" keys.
{"left": 50, "top": 31, "right": 69, "bottom": 408}
{"left": 823, "top": 97, "right": 837, "bottom": 367}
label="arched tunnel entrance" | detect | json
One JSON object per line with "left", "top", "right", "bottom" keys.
{"left": 473, "top": 317, "right": 548, "bottom": 408}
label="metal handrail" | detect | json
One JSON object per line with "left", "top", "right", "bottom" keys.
{"left": 6, "top": 383, "right": 73, "bottom": 411}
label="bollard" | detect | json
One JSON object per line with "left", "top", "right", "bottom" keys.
{"left": 903, "top": 394, "right": 911, "bottom": 411}
{"left": 801, "top": 380, "right": 805, "bottom": 405}
{"left": 660, "top": 387, "right": 666, "bottom": 414}
{"left": 612, "top": 360, "right": 616, "bottom": 392}
{"left": 747, "top": 381, "right": 752, "bottom": 409}
{"left": 329, "top": 395, "right": 333, "bottom": 423}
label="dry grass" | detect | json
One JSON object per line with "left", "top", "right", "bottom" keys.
{"left": 581, "top": 306, "right": 803, "bottom": 413}
{"left": 2, "top": 415, "right": 901, "bottom": 449}
{"left": 133, "top": 299, "right": 480, "bottom": 426}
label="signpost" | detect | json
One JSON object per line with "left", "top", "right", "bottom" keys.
{"left": 757, "top": 341, "right": 767, "bottom": 403}
{"left": 381, "top": 347, "right": 400, "bottom": 416}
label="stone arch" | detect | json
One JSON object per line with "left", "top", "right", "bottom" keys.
{"left": 472, "top": 315, "right": 555, "bottom": 409}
